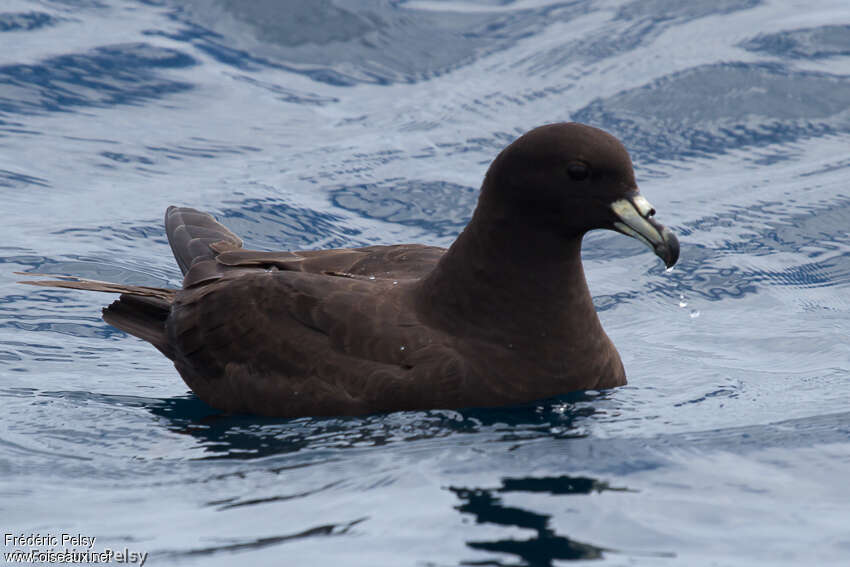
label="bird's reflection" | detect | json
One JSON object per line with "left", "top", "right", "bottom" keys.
{"left": 145, "top": 391, "right": 604, "bottom": 459}
{"left": 451, "top": 475, "right": 630, "bottom": 566}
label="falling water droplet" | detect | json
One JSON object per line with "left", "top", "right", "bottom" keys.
{"left": 368, "top": 275, "right": 376, "bottom": 280}
{"left": 393, "top": 281, "right": 398, "bottom": 285}
{"left": 400, "top": 345, "right": 406, "bottom": 351}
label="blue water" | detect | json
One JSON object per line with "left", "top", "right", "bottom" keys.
{"left": 2, "top": 1, "right": 850, "bottom": 565}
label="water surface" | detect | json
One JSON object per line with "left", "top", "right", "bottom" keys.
{"left": 2, "top": 1, "right": 849, "bottom": 565}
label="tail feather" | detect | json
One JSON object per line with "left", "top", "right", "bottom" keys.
{"left": 18, "top": 274, "right": 176, "bottom": 358}
{"left": 103, "top": 294, "right": 174, "bottom": 358}
{"left": 17, "top": 206, "right": 245, "bottom": 357}
{"left": 18, "top": 274, "right": 175, "bottom": 301}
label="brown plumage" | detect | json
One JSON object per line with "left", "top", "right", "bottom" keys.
{"left": 20, "top": 123, "right": 679, "bottom": 417}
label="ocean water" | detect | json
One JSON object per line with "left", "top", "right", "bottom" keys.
{"left": 2, "top": 0, "right": 849, "bottom": 565}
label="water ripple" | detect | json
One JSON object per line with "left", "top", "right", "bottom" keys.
{"left": 574, "top": 62, "right": 850, "bottom": 162}
{"left": 0, "top": 43, "right": 195, "bottom": 115}
{"left": 0, "top": 11, "right": 64, "bottom": 32}
{"left": 742, "top": 24, "right": 850, "bottom": 59}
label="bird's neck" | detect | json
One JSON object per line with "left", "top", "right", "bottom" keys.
{"left": 415, "top": 211, "right": 605, "bottom": 347}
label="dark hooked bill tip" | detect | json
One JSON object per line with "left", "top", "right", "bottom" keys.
{"left": 610, "top": 195, "right": 680, "bottom": 269}
{"left": 652, "top": 221, "right": 680, "bottom": 269}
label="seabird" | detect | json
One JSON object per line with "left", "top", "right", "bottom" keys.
{"left": 21, "top": 123, "right": 679, "bottom": 417}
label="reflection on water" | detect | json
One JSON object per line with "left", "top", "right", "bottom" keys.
{"left": 452, "top": 476, "right": 628, "bottom": 565}
{"left": 157, "top": 518, "right": 367, "bottom": 561}
{"left": 146, "top": 391, "right": 600, "bottom": 460}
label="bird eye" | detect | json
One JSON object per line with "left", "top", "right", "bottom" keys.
{"left": 567, "top": 162, "right": 590, "bottom": 181}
